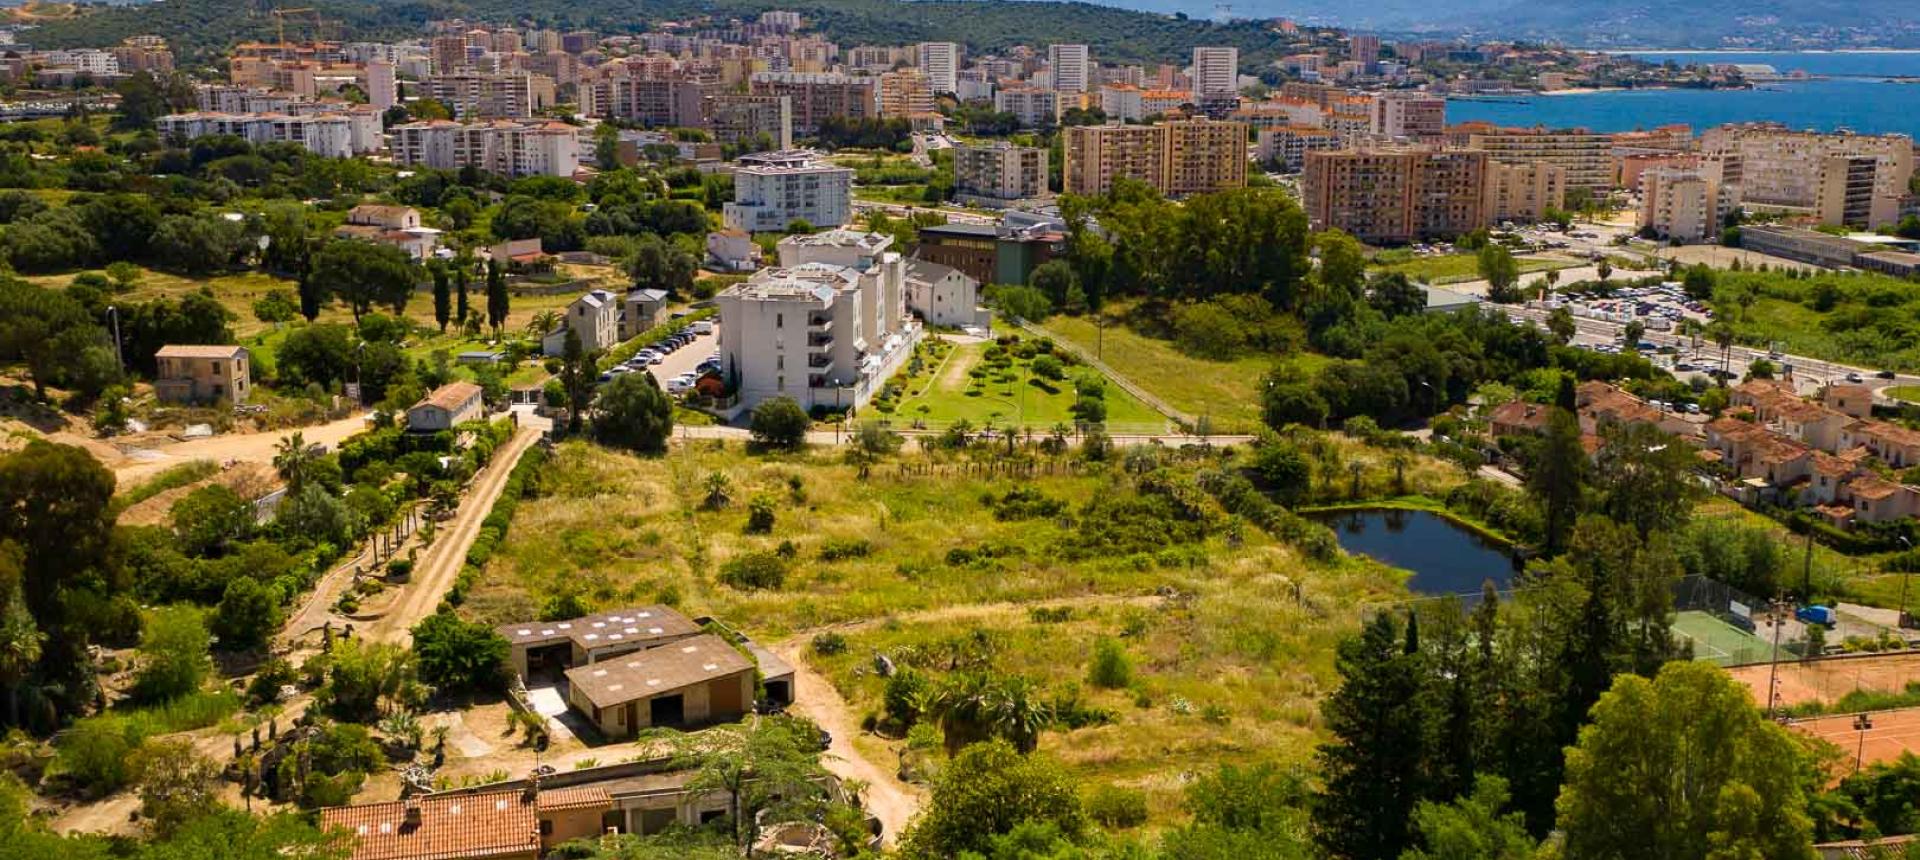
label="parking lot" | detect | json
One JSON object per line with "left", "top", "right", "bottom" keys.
{"left": 602, "top": 321, "right": 721, "bottom": 395}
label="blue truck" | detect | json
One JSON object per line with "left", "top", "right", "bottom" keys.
{"left": 1795, "top": 605, "right": 1837, "bottom": 628}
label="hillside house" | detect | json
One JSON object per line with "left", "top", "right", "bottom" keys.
{"left": 542, "top": 289, "right": 621, "bottom": 356}
{"left": 153, "top": 345, "right": 251, "bottom": 405}
{"left": 621, "top": 289, "right": 669, "bottom": 340}
{"left": 335, "top": 204, "right": 441, "bottom": 260}
{"left": 407, "top": 381, "right": 485, "bottom": 432}
{"left": 319, "top": 786, "right": 612, "bottom": 860}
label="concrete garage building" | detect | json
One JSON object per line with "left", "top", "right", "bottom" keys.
{"left": 498, "top": 605, "right": 702, "bottom": 680}
{"left": 564, "top": 634, "right": 756, "bottom": 738}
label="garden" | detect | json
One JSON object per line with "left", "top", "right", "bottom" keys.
{"left": 875, "top": 335, "right": 1169, "bottom": 435}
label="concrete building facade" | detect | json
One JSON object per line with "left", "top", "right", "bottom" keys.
{"left": 953, "top": 141, "right": 1049, "bottom": 206}
{"left": 721, "top": 150, "right": 854, "bottom": 232}
{"left": 1301, "top": 146, "right": 1491, "bottom": 245}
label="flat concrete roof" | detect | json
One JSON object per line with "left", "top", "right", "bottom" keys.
{"left": 495, "top": 605, "right": 701, "bottom": 653}
{"left": 563, "top": 633, "right": 754, "bottom": 710}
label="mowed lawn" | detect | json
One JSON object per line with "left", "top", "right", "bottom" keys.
{"left": 1038, "top": 314, "right": 1312, "bottom": 435}
{"left": 892, "top": 338, "right": 1169, "bottom": 434}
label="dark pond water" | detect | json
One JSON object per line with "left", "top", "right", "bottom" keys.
{"left": 1308, "top": 508, "right": 1519, "bottom": 596}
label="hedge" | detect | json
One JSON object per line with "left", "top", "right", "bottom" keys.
{"left": 442, "top": 443, "right": 549, "bottom": 610}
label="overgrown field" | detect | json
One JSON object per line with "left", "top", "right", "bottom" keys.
{"left": 1714, "top": 270, "right": 1920, "bottom": 372}
{"left": 464, "top": 439, "right": 1461, "bottom": 820}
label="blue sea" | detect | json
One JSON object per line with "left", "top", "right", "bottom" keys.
{"left": 1445, "top": 52, "right": 1920, "bottom": 138}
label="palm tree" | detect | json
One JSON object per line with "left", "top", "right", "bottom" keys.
{"left": 526, "top": 310, "right": 561, "bottom": 337}
{"left": 931, "top": 671, "right": 1000, "bottom": 756}
{"left": 1711, "top": 322, "right": 1736, "bottom": 387}
{"left": 702, "top": 472, "right": 732, "bottom": 510}
{"left": 273, "top": 431, "right": 314, "bottom": 489}
{"left": 988, "top": 676, "right": 1052, "bottom": 754}
{"left": 0, "top": 593, "right": 44, "bottom": 728}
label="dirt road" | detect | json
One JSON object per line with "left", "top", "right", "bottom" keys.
{"left": 364, "top": 427, "right": 540, "bottom": 644}
{"left": 769, "top": 639, "right": 923, "bottom": 847}
{"left": 112, "top": 412, "right": 371, "bottom": 486}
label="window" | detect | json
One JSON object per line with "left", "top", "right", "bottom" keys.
{"left": 777, "top": 375, "right": 785, "bottom": 389}
{"left": 776, "top": 313, "right": 784, "bottom": 329}
{"left": 776, "top": 355, "right": 784, "bottom": 370}
{"left": 540, "top": 820, "right": 553, "bottom": 836}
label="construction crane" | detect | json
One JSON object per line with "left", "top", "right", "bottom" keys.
{"left": 271, "top": 7, "right": 328, "bottom": 59}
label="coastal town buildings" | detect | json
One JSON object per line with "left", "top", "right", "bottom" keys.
{"left": 1301, "top": 145, "right": 1490, "bottom": 244}
{"left": 1062, "top": 118, "right": 1248, "bottom": 197}
{"left": 390, "top": 119, "right": 583, "bottom": 177}
{"left": 721, "top": 149, "right": 854, "bottom": 232}
{"left": 952, "top": 141, "right": 1049, "bottom": 206}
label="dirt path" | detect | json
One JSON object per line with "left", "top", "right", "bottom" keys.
{"left": 769, "top": 639, "right": 923, "bottom": 846}
{"left": 112, "top": 412, "right": 371, "bottom": 486}
{"left": 363, "top": 428, "right": 540, "bottom": 644}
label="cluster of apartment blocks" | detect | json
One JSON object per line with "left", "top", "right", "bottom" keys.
{"left": 0, "top": 35, "right": 174, "bottom": 86}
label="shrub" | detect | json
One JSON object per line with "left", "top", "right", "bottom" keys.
{"left": 884, "top": 668, "right": 930, "bottom": 729}
{"left": 134, "top": 606, "right": 214, "bottom": 703}
{"left": 749, "top": 396, "right": 810, "bottom": 451}
{"left": 410, "top": 610, "right": 509, "bottom": 693}
{"left": 811, "top": 632, "right": 848, "bottom": 656}
{"left": 1030, "top": 354, "right": 1065, "bottom": 380}
{"left": 1085, "top": 785, "right": 1149, "bottom": 829}
{"left": 819, "top": 538, "right": 872, "bottom": 561}
{"left": 247, "top": 658, "right": 298, "bottom": 705}
{"left": 1087, "top": 638, "right": 1133, "bottom": 690}
{"left": 54, "top": 715, "right": 139, "bottom": 794}
{"left": 718, "top": 551, "right": 788, "bottom": 591}
{"left": 990, "top": 486, "right": 1067, "bottom": 521}
{"left": 745, "top": 493, "right": 776, "bottom": 534}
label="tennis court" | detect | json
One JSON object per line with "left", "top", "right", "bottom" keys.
{"left": 1673, "top": 610, "right": 1776, "bottom": 667}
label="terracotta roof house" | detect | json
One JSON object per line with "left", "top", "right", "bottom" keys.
{"left": 1487, "top": 400, "right": 1551, "bottom": 438}
{"left": 1841, "top": 474, "right": 1920, "bottom": 523}
{"left": 407, "top": 382, "right": 485, "bottom": 432}
{"left": 319, "top": 786, "right": 610, "bottom": 860}
{"left": 1822, "top": 383, "right": 1875, "bottom": 420}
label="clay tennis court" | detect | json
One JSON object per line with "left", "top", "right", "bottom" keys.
{"left": 1789, "top": 707, "right": 1920, "bottom": 772}
{"left": 1730, "top": 652, "right": 1920, "bottom": 709}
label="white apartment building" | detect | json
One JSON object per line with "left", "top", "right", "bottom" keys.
{"left": 717, "top": 230, "right": 918, "bottom": 413}
{"left": 994, "top": 87, "right": 1060, "bottom": 129}
{"left": 1189, "top": 46, "right": 1238, "bottom": 102}
{"left": 389, "top": 119, "right": 582, "bottom": 177}
{"left": 542, "top": 289, "right": 622, "bottom": 356}
{"left": 1369, "top": 91, "right": 1446, "bottom": 141}
{"left": 1047, "top": 44, "right": 1090, "bottom": 93}
{"left": 917, "top": 42, "right": 959, "bottom": 94}
{"left": 952, "top": 141, "right": 1049, "bottom": 206}
{"left": 722, "top": 150, "right": 854, "bottom": 233}
{"left": 1639, "top": 165, "right": 1740, "bottom": 243}
{"left": 156, "top": 112, "right": 356, "bottom": 159}
{"left": 195, "top": 85, "right": 298, "bottom": 113}
{"left": 1099, "top": 85, "right": 1144, "bottom": 122}
{"left": 41, "top": 49, "right": 119, "bottom": 76}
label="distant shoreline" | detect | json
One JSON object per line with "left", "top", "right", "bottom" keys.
{"left": 1597, "top": 48, "right": 1920, "bottom": 55}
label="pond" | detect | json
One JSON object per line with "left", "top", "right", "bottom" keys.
{"left": 1308, "top": 508, "right": 1520, "bottom": 596}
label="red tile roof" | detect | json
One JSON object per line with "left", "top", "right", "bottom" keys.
{"left": 320, "top": 792, "right": 539, "bottom": 860}
{"left": 418, "top": 381, "right": 482, "bottom": 413}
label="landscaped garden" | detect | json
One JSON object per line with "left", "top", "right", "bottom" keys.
{"left": 876, "top": 335, "right": 1170, "bottom": 435}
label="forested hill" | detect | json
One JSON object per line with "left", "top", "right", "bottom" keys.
{"left": 20, "top": 0, "right": 1299, "bottom": 66}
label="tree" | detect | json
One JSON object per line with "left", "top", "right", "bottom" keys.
{"left": 485, "top": 258, "right": 509, "bottom": 334}
{"left": 0, "top": 441, "right": 118, "bottom": 726}
{"left": 211, "top": 577, "right": 280, "bottom": 653}
{"left": 899, "top": 740, "right": 1084, "bottom": 859}
{"left": 1029, "top": 260, "right": 1081, "bottom": 312}
{"left": 251, "top": 289, "right": 297, "bottom": 328}
{"left": 1529, "top": 404, "right": 1587, "bottom": 557}
{"left": 1368, "top": 272, "right": 1427, "bottom": 319}
{"left": 453, "top": 259, "right": 472, "bottom": 324}
{"left": 1477, "top": 245, "right": 1522, "bottom": 303}
{"left": 133, "top": 606, "right": 212, "bottom": 703}
{"left": 1317, "top": 230, "right": 1367, "bottom": 304}
{"left": 428, "top": 261, "right": 452, "bottom": 332}
{"left": 1399, "top": 776, "right": 1536, "bottom": 860}
{"left": 1252, "top": 442, "right": 1312, "bottom": 505}
{"left": 1556, "top": 661, "right": 1817, "bottom": 860}
{"left": 626, "top": 233, "right": 698, "bottom": 297}
{"left": 0, "top": 572, "right": 43, "bottom": 730}
{"left": 985, "top": 284, "right": 1052, "bottom": 322}
{"left": 1317, "top": 612, "right": 1434, "bottom": 860}
{"left": 169, "top": 484, "right": 253, "bottom": 557}
{"left": 310, "top": 240, "right": 417, "bottom": 321}
{"left": 1682, "top": 264, "right": 1716, "bottom": 301}
{"left": 410, "top": 610, "right": 508, "bottom": 694}
{"left": 1592, "top": 421, "right": 1698, "bottom": 538}
{"left": 749, "top": 397, "right": 809, "bottom": 451}
{"left": 1546, "top": 306, "right": 1576, "bottom": 346}
{"left": 1623, "top": 320, "right": 1646, "bottom": 349}
{"left": 1596, "top": 258, "right": 1614, "bottom": 284}
{"left": 275, "top": 483, "right": 350, "bottom": 549}
{"left": 657, "top": 715, "right": 830, "bottom": 849}
{"left": 593, "top": 373, "right": 674, "bottom": 455}
{"left": 319, "top": 639, "right": 417, "bottom": 722}
{"left": 149, "top": 214, "right": 249, "bottom": 276}
{"left": 130, "top": 738, "right": 221, "bottom": 837}
{"left": 272, "top": 431, "right": 321, "bottom": 490}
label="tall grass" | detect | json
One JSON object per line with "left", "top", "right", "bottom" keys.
{"left": 115, "top": 459, "right": 219, "bottom": 508}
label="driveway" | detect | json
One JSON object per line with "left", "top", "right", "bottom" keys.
{"left": 627, "top": 326, "right": 719, "bottom": 391}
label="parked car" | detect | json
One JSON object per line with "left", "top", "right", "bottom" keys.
{"left": 1846, "top": 372, "right": 1864, "bottom": 383}
{"left": 1878, "top": 370, "right": 1898, "bottom": 380}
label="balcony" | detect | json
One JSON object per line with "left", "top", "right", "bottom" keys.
{"left": 807, "top": 332, "right": 834, "bottom": 350}
{"left": 807, "top": 355, "right": 835, "bottom": 373}
{"left": 807, "top": 315, "right": 833, "bottom": 333}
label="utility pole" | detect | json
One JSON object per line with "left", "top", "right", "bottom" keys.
{"left": 1765, "top": 595, "right": 1786, "bottom": 719}
{"left": 1855, "top": 713, "right": 1875, "bottom": 773}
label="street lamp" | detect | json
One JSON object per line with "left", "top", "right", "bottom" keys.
{"left": 1854, "top": 713, "right": 1875, "bottom": 773}
{"left": 106, "top": 305, "right": 123, "bottom": 370}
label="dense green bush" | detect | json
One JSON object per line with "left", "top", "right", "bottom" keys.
{"left": 1085, "top": 784, "right": 1150, "bottom": 829}
{"left": 718, "top": 551, "right": 788, "bottom": 591}
{"left": 1086, "top": 639, "right": 1133, "bottom": 690}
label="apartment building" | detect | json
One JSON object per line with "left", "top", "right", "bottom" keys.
{"left": 390, "top": 119, "right": 582, "bottom": 177}
{"left": 1230, "top": 97, "right": 1321, "bottom": 130}
{"left": 704, "top": 94, "right": 793, "bottom": 150}
{"left": 748, "top": 72, "right": 875, "bottom": 134}
{"left": 1462, "top": 126, "right": 1615, "bottom": 196}
{"left": 716, "top": 230, "right": 916, "bottom": 412}
{"left": 1048, "top": 43, "right": 1091, "bottom": 93}
{"left": 1369, "top": 91, "right": 1446, "bottom": 141}
{"left": 722, "top": 150, "right": 854, "bottom": 232}
{"left": 1301, "top": 146, "right": 1491, "bottom": 245}
{"left": 1326, "top": 95, "right": 1374, "bottom": 139}
{"left": 994, "top": 87, "right": 1060, "bottom": 129}
{"left": 1256, "top": 127, "right": 1344, "bottom": 172}
{"left": 1485, "top": 160, "right": 1568, "bottom": 224}
{"left": 1189, "top": 46, "right": 1238, "bottom": 114}
{"left": 953, "top": 141, "right": 1049, "bottom": 206}
{"left": 156, "top": 111, "right": 358, "bottom": 158}
{"left": 917, "top": 42, "right": 959, "bottom": 94}
{"left": 419, "top": 71, "right": 555, "bottom": 119}
{"left": 1700, "top": 124, "right": 1914, "bottom": 228}
{"left": 365, "top": 60, "right": 396, "bottom": 111}
{"left": 1099, "top": 85, "right": 1143, "bottom": 122}
{"left": 1141, "top": 89, "right": 1193, "bottom": 118}
{"left": 578, "top": 62, "right": 716, "bottom": 126}
{"left": 878, "top": 69, "right": 935, "bottom": 119}
{"left": 1061, "top": 118, "right": 1248, "bottom": 197}
{"left": 1638, "top": 163, "right": 1740, "bottom": 242}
